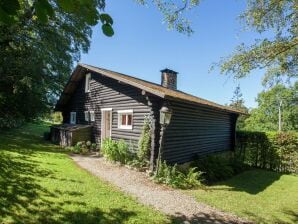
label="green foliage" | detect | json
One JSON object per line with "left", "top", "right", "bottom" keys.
{"left": 154, "top": 160, "right": 203, "bottom": 189}
{"left": 0, "top": 0, "right": 111, "bottom": 125}
{"left": 68, "top": 141, "right": 97, "bottom": 154}
{"left": 229, "top": 84, "right": 249, "bottom": 130}
{"left": 193, "top": 152, "right": 247, "bottom": 183}
{"left": 50, "top": 112, "right": 63, "bottom": 124}
{"left": 236, "top": 131, "right": 298, "bottom": 173}
{"left": 137, "top": 116, "right": 152, "bottom": 164}
{"left": 0, "top": 114, "right": 25, "bottom": 129}
{"left": 101, "top": 139, "right": 133, "bottom": 164}
{"left": 219, "top": 0, "right": 297, "bottom": 86}
{"left": 244, "top": 82, "right": 298, "bottom": 131}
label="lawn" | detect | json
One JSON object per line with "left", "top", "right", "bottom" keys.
{"left": 0, "top": 122, "right": 169, "bottom": 224}
{"left": 190, "top": 169, "right": 298, "bottom": 223}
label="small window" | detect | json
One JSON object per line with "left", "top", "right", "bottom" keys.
{"left": 118, "top": 110, "right": 133, "bottom": 129}
{"left": 70, "top": 112, "right": 76, "bottom": 124}
{"left": 90, "top": 111, "right": 95, "bottom": 122}
{"left": 84, "top": 111, "right": 89, "bottom": 121}
{"left": 85, "top": 73, "right": 91, "bottom": 93}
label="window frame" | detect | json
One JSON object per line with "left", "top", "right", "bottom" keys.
{"left": 84, "top": 111, "right": 89, "bottom": 122}
{"left": 70, "top": 112, "right": 76, "bottom": 124}
{"left": 117, "top": 109, "right": 133, "bottom": 130}
{"left": 90, "top": 111, "right": 95, "bottom": 122}
{"left": 85, "top": 73, "right": 91, "bottom": 93}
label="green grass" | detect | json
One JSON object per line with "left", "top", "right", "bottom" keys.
{"left": 0, "top": 122, "right": 170, "bottom": 224}
{"left": 190, "top": 169, "right": 298, "bottom": 223}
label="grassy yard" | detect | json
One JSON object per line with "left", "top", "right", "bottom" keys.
{"left": 0, "top": 122, "right": 169, "bottom": 224}
{"left": 190, "top": 169, "right": 298, "bottom": 223}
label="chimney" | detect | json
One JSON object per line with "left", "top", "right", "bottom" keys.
{"left": 161, "top": 68, "right": 178, "bottom": 90}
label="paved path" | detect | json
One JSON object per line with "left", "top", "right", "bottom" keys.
{"left": 71, "top": 155, "right": 251, "bottom": 224}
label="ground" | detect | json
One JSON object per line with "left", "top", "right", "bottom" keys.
{"left": 0, "top": 122, "right": 169, "bottom": 223}
{"left": 190, "top": 170, "right": 298, "bottom": 224}
{"left": 1, "top": 122, "right": 297, "bottom": 224}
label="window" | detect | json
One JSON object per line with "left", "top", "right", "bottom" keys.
{"left": 70, "top": 112, "right": 76, "bottom": 124}
{"left": 85, "top": 73, "right": 91, "bottom": 92}
{"left": 90, "top": 111, "right": 95, "bottom": 122}
{"left": 118, "top": 110, "right": 133, "bottom": 129}
{"left": 84, "top": 111, "right": 89, "bottom": 121}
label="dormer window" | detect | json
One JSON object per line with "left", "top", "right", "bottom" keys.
{"left": 85, "top": 73, "right": 91, "bottom": 93}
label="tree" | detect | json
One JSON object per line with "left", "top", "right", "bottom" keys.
{"left": 0, "top": 0, "right": 108, "bottom": 126}
{"left": 219, "top": 0, "right": 297, "bottom": 86}
{"left": 229, "top": 84, "right": 248, "bottom": 130}
{"left": 244, "top": 82, "right": 298, "bottom": 131}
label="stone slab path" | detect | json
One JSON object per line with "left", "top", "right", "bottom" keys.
{"left": 71, "top": 154, "right": 252, "bottom": 224}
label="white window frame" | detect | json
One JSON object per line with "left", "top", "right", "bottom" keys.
{"left": 85, "top": 73, "right": 91, "bottom": 93}
{"left": 90, "top": 111, "right": 95, "bottom": 122}
{"left": 70, "top": 112, "right": 76, "bottom": 124}
{"left": 117, "top": 109, "right": 133, "bottom": 130}
{"left": 84, "top": 111, "right": 89, "bottom": 121}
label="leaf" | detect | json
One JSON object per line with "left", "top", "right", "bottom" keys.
{"left": 57, "top": 0, "right": 76, "bottom": 12}
{"left": 0, "top": 0, "right": 20, "bottom": 15}
{"left": 0, "top": 8, "right": 14, "bottom": 24}
{"left": 99, "top": 13, "right": 113, "bottom": 25}
{"left": 34, "top": 0, "right": 54, "bottom": 23}
{"left": 35, "top": 0, "right": 48, "bottom": 23}
{"left": 102, "top": 24, "right": 114, "bottom": 37}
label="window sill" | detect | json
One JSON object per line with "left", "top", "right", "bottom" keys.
{"left": 118, "top": 125, "right": 133, "bottom": 130}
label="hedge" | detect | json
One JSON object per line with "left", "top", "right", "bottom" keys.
{"left": 236, "top": 131, "right": 298, "bottom": 174}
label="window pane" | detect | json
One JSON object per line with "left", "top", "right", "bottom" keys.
{"left": 127, "top": 114, "right": 132, "bottom": 125}
{"left": 121, "top": 114, "right": 126, "bottom": 125}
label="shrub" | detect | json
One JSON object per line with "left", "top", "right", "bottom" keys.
{"left": 69, "top": 141, "right": 97, "bottom": 154}
{"left": 236, "top": 131, "right": 298, "bottom": 173}
{"left": 153, "top": 160, "right": 203, "bottom": 189}
{"left": 0, "top": 115, "right": 25, "bottom": 129}
{"left": 137, "top": 116, "right": 152, "bottom": 162}
{"left": 101, "top": 139, "right": 134, "bottom": 164}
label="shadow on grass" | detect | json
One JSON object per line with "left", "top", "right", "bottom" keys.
{"left": 170, "top": 212, "right": 249, "bottom": 224}
{"left": 0, "top": 124, "right": 140, "bottom": 223}
{"left": 209, "top": 169, "right": 282, "bottom": 195}
{"left": 241, "top": 209, "right": 298, "bottom": 224}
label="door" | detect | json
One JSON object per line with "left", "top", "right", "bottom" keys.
{"left": 101, "top": 109, "right": 112, "bottom": 141}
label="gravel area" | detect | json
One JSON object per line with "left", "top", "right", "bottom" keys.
{"left": 71, "top": 154, "right": 252, "bottom": 224}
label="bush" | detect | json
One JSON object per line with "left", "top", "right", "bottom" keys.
{"left": 153, "top": 160, "right": 203, "bottom": 189}
{"left": 236, "top": 131, "right": 298, "bottom": 173}
{"left": 68, "top": 141, "right": 97, "bottom": 154}
{"left": 0, "top": 115, "right": 25, "bottom": 129}
{"left": 101, "top": 139, "right": 134, "bottom": 164}
{"left": 193, "top": 152, "right": 246, "bottom": 183}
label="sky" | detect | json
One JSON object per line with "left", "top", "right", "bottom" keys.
{"left": 80, "top": 0, "right": 267, "bottom": 108}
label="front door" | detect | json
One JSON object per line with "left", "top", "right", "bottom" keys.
{"left": 101, "top": 109, "right": 112, "bottom": 141}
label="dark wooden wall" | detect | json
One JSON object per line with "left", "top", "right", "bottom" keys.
{"left": 161, "top": 100, "right": 238, "bottom": 164}
{"left": 62, "top": 72, "right": 154, "bottom": 149}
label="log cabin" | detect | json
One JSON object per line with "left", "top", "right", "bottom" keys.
{"left": 54, "top": 63, "right": 243, "bottom": 167}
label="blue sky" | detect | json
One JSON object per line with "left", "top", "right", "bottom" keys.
{"left": 81, "top": 0, "right": 267, "bottom": 108}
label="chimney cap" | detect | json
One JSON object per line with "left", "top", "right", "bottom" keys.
{"left": 161, "top": 68, "right": 178, "bottom": 75}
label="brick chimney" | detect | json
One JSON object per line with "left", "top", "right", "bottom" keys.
{"left": 161, "top": 69, "right": 178, "bottom": 90}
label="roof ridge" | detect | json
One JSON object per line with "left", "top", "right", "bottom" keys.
{"left": 79, "top": 63, "right": 245, "bottom": 114}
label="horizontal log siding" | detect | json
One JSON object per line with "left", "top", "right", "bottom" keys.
{"left": 162, "top": 101, "right": 236, "bottom": 164}
{"left": 62, "top": 72, "right": 152, "bottom": 149}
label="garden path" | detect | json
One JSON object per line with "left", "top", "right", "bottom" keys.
{"left": 72, "top": 154, "right": 251, "bottom": 224}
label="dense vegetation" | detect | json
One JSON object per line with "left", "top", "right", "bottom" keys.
{"left": 236, "top": 131, "right": 298, "bottom": 173}
{"left": 0, "top": 122, "right": 169, "bottom": 223}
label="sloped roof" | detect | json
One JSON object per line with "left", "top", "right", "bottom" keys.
{"left": 55, "top": 63, "right": 245, "bottom": 114}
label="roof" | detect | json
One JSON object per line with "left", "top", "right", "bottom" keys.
{"left": 55, "top": 63, "right": 245, "bottom": 114}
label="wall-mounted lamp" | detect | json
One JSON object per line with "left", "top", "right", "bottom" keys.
{"left": 160, "top": 105, "right": 172, "bottom": 126}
